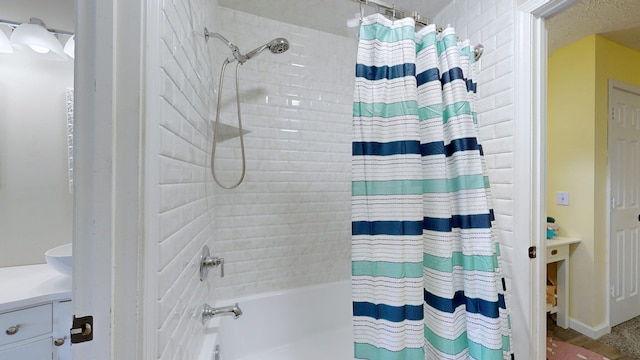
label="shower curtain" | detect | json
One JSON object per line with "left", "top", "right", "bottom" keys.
{"left": 352, "top": 14, "right": 512, "bottom": 360}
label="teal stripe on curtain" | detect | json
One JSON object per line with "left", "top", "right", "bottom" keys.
{"left": 353, "top": 101, "right": 419, "bottom": 118}
{"left": 424, "top": 328, "right": 507, "bottom": 357}
{"left": 418, "top": 104, "right": 443, "bottom": 121}
{"left": 424, "top": 326, "right": 469, "bottom": 355}
{"left": 423, "top": 252, "right": 498, "bottom": 273}
{"left": 359, "top": 22, "right": 416, "bottom": 42}
{"left": 354, "top": 343, "right": 425, "bottom": 360}
{"left": 353, "top": 260, "right": 424, "bottom": 278}
{"left": 352, "top": 175, "right": 487, "bottom": 196}
{"left": 442, "top": 101, "right": 473, "bottom": 123}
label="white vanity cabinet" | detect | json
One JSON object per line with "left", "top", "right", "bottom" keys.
{"left": 0, "top": 265, "right": 72, "bottom": 360}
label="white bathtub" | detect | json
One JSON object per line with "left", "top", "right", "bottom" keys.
{"left": 198, "top": 280, "right": 354, "bottom": 360}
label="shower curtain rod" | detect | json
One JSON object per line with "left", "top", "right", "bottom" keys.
{"left": 351, "top": 0, "right": 484, "bottom": 61}
{"left": 353, "top": 0, "right": 431, "bottom": 27}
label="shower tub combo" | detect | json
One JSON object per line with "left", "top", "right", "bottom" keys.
{"left": 199, "top": 30, "right": 352, "bottom": 360}
{"left": 198, "top": 280, "right": 353, "bottom": 360}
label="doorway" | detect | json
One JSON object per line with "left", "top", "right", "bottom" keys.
{"left": 609, "top": 80, "right": 640, "bottom": 327}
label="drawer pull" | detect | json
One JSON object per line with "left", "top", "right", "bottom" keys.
{"left": 5, "top": 324, "right": 20, "bottom": 336}
{"left": 551, "top": 249, "right": 558, "bottom": 255}
{"left": 54, "top": 337, "right": 67, "bottom": 346}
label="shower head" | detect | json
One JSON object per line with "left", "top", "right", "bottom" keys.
{"left": 244, "top": 38, "right": 290, "bottom": 61}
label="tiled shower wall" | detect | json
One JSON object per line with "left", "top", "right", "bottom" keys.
{"left": 209, "top": 7, "right": 355, "bottom": 299}
{"left": 151, "top": 2, "right": 355, "bottom": 358}
{"left": 153, "top": 0, "right": 218, "bottom": 358}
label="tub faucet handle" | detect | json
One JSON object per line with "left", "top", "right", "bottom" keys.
{"left": 200, "top": 245, "right": 224, "bottom": 281}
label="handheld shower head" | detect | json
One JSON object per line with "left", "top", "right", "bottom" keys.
{"left": 267, "top": 38, "right": 290, "bottom": 54}
{"left": 244, "top": 38, "right": 290, "bottom": 61}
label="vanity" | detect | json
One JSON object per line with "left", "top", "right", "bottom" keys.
{"left": 0, "top": 264, "right": 71, "bottom": 360}
{"left": 546, "top": 236, "right": 581, "bottom": 329}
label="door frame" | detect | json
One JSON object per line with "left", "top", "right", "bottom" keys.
{"left": 608, "top": 79, "right": 640, "bottom": 327}
{"left": 72, "top": 0, "right": 144, "bottom": 358}
{"left": 515, "top": 0, "right": 580, "bottom": 358}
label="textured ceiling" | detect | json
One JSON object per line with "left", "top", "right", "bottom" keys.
{"left": 218, "top": 0, "right": 453, "bottom": 37}
{"left": 547, "top": 0, "right": 640, "bottom": 53}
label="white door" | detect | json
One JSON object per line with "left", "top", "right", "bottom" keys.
{"left": 609, "top": 81, "right": 640, "bottom": 327}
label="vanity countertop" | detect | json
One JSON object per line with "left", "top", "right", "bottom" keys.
{"left": 545, "top": 236, "right": 581, "bottom": 248}
{"left": 0, "top": 264, "right": 71, "bottom": 312}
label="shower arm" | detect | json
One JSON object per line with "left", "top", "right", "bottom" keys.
{"left": 204, "top": 28, "right": 247, "bottom": 64}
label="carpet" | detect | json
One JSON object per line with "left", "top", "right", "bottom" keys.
{"left": 547, "top": 338, "right": 609, "bottom": 360}
{"left": 599, "top": 316, "right": 640, "bottom": 359}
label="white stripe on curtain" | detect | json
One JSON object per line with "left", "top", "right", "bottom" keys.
{"left": 352, "top": 13, "right": 512, "bottom": 360}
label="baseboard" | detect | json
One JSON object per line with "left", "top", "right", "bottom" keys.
{"left": 568, "top": 318, "right": 611, "bottom": 339}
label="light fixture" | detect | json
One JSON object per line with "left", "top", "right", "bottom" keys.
{"left": 64, "top": 35, "right": 74, "bottom": 58}
{"left": 0, "top": 25, "right": 12, "bottom": 53}
{"left": 10, "top": 17, "right": 67, "bottom": 59}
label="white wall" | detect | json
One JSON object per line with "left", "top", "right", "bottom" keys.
{"left": 148, "top": 0, "right": 218, "bottom": 358}
{"left": 210, "top": 7, "right": 355, "bottom": 299}
{"left": 0, "top": 49, "right": 73, "bottom": 267}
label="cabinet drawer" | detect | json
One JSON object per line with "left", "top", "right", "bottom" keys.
{"left": 0, "top": 304, "right": 52, "bottom": 346}
{"left": 0, "top": 336, "right": 52, "bottom": 360}
{"left": 546, "top": 245, "right": 569, "bottom": 263}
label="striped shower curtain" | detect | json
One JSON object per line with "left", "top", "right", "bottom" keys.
{"left": 352, "top": 14, "right": 512, "bottom": 360}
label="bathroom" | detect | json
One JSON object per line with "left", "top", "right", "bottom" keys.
{"left": 0, "top": 0, "right": 578, "bottom": 359}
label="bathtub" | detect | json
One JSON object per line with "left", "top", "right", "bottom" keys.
{"left": 198, "top": 280, "right": 354, "bottom": 360}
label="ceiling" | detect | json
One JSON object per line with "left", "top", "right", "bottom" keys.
{"left": 217, "top": 0, "right": 453, "bottom": 37}
{"left": 547, "top": 0, "right": 640, "bottom": 53}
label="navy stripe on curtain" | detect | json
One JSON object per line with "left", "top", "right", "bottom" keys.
{"left": 441, "top": 67, "right": 465, "bottom": 86}
{"left": 421, "top": 137, "right": 482, "bottom": 157}
{"left": 353, "top": 140, "right": 421, "bottom": 156}
{"left": 423, "top": 214, "right": 493, "bottom": 232}
{"left": 353, "top": 220, "right": 424, "bottom": 236}
{"left": 424, "top": 290, "right": 503, "bottom": 318}
{"left": 356, "top": 63, "right": 416, "bottom": 81}
{"left": 416, "top": 68, "right": 440, "bottom": 87}
{"left": 422, "top": 66, "right": 477, "bottom": 93}
{"left": 353, "top": 302, "right": 424, "bottom": 322}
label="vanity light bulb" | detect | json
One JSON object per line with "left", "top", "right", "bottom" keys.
{"left": 29, "top": 45, "right": 50, "bottom": 53}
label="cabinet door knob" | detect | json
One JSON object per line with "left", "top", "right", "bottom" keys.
{"left": 54, "top": 337, "right": 66, "bottom": 346}
{"left": 5, "top": 324, "right": 20, "bottom": 335}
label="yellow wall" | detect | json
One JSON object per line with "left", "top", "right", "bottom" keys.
{"left": 548, "top": 35, "right": 640, "bottom": 329}
{"left": 548, "top": 35, "right": 597, "bottom": 326}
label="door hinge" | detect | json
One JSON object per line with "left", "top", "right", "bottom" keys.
{"left": 528, "top": 246, "right": 537, "bottom": 259}
{"left": 70, "top": 315, "right": 93, "bottom": 344}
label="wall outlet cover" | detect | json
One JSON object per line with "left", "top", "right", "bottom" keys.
{"left": 557, "top": 191, "right": 570, "bottom": 206}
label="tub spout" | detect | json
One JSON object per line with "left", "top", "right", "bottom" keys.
{"left": 202, "top": 303, "right": 242, "bottom": 324}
